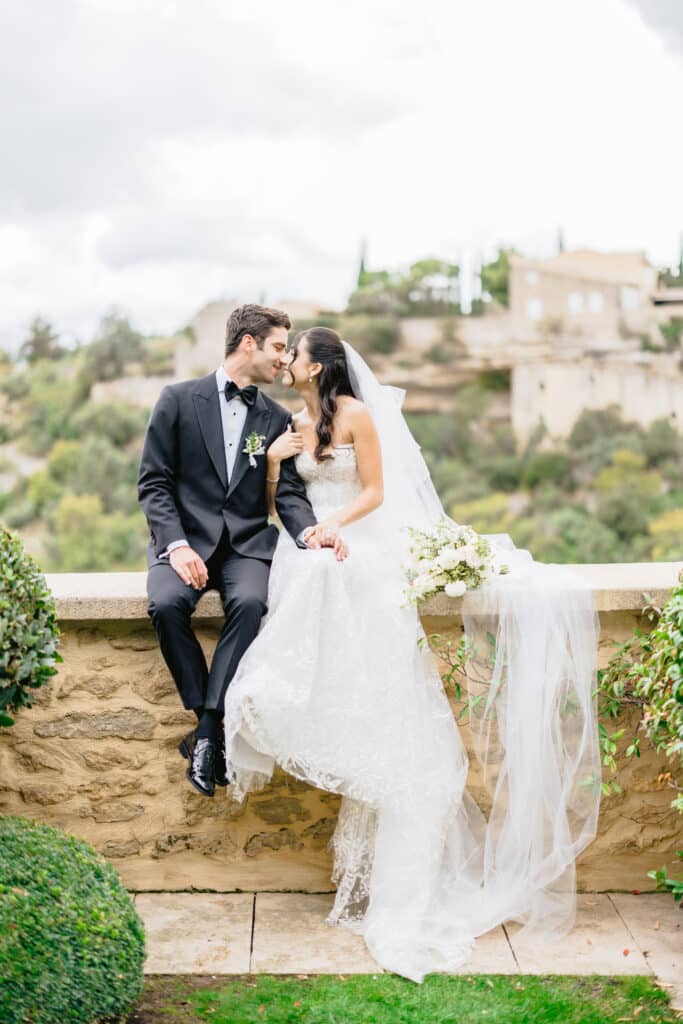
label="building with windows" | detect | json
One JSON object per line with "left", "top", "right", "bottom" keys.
{"left": 508, "top": 249, "right": 657, "bottom": 344}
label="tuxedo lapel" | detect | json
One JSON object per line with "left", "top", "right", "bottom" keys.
{"left": 227, "top": 391, "right": 272, "bottom": 498}
{"left": 192, "top": 375, "right": 228, "bottom": 489}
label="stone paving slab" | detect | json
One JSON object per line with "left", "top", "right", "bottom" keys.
{"left": 506, "top": 894, "right": 650, "bottom": 975}
{"left": 135, "top": 893, "right": 253, "bottom": 974}
{"left": 609, "top": 893, "right": 683, "bottom": 1012}
{"left": 251, "top": 893, "right": 379, "bottom": 974}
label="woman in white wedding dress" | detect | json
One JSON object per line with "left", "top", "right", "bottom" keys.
{"left": 223, "top": 327, "right": 602, "bottom": 984}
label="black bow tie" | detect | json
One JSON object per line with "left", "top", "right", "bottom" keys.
{"left": 225, "top": 380, "right": 257, "bottom": 407}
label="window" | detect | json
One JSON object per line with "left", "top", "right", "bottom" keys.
{"left": 526, "top": 298, "right": 543, "bottom": 321}
{"left": 568, "top": 291, "right": 584, "bottom": 314}
{"left": 588, "top": 291, "right": 604, "bottom": 313}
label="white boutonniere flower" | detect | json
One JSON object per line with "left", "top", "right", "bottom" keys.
{"left": 243, "top": 431, "right": 266, "bottom": 468}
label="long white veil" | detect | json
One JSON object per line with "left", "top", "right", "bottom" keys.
{"left": 342, "top": 340, "right": 602, "bottom": 943}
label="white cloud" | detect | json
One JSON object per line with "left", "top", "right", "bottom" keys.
{"left": 1, "top": 0, "right": 682, "bottom": 348}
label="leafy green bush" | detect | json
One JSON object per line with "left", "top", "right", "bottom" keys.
{"left": 0, "top": 816, "right": 145, "bottom": 1024}
{"left": 598, "top": 573, "right": 683, "bottom": 900}
{"left": 643, "top": 417, "right": 681, "bottom": 466}
{"left": 45, "top": 494, "right": 147, "bottom": 571}
{"left": 339, "top": 314, "right": 401, "bottom": 356}
{"left": 568, "top": 405, "right": 633, "bottom": 450}
{"left": 0, "top": 528, "right": 61, "bottom": 728}
{"left": 70, "top": 401, "right": 147, "bottom": 446}
{"left": 522, "top": 451, "right": 572, "bottom": 489}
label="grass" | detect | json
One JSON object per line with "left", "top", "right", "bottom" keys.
{"left": 126, "top": 974, "right": 680, "bottom": 1023}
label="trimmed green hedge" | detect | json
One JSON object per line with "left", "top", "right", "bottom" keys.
{"left": 0, "top": 527, "right": 61, "bottom": 727}
{"left": 0, "top": 816, "right": 145, "bottom": 1024}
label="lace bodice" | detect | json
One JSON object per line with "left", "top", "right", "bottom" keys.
{"left": 295, "top": 444, "right": 362, "bottom": 517}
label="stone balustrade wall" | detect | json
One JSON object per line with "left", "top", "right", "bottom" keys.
{"left": 0, "top": 565, "right": 681, "bottom": 892}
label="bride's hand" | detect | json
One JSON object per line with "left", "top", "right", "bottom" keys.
{"left": 306, "top": 519, "right": 348, "bottom": 561}
{"left": 267, "top": 424, "right": 304, "bottom": 464}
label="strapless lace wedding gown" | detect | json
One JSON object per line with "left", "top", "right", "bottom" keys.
{"left": 224, "top": 445, "right": 590, "bottom": 982}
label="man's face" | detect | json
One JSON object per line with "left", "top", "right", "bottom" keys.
{"left": 248, "top": 326, "right": 288, "bottom": 383}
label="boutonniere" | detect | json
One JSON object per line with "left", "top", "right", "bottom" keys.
{"left": 243, "top": 431, "right": 266, "bottom": 468}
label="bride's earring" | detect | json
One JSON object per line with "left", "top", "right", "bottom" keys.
{"left": 308, "top": 375, "right": 314, "bottom": 383}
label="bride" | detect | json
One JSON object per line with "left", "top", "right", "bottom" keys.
{"left": 223, "top": 326, "right": 602, "bottom": 983}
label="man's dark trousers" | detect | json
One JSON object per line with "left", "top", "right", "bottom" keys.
{"left": 147, "top": 530, "right": 270, "bottom": 714}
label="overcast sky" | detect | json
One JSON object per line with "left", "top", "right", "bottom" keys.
{"left": 1, "top": 0, "right": 682, "bottom": 349}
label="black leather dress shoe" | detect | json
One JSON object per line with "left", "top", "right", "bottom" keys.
{"left": 186, "top": 737, "right": 216, "bottom": 797}
{"left": 181, "top": 728, "right": 233, "bottom": 787}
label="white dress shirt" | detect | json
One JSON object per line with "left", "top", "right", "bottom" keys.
{"left": 162, "top": 368, "right": 312, "bottom": 558}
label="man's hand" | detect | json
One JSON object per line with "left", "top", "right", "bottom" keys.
{"left": 169, "top": 545, "right": 208, "bottom": 589}
{"left": 304, "top": 523, "right": 349, "bottom": 562}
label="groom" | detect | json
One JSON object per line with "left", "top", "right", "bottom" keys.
{"left": 138, "top": 303, "right": 345, "bottom": 797}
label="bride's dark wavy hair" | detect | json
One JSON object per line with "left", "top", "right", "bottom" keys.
{"left": 293, "top": 327, "right": 356, "bottom": 461}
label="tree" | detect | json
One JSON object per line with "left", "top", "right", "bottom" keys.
{"left": 480, "top": 248, "right": 516, "bottom": 308}
{"left": 19, "top": 317, "right": 63, "bottom": 364}
{"left": 347, "top": 257, "right": 460, "bottom": 317}
{"left": 80, "top": 312, "right": 144, "bottom": 385}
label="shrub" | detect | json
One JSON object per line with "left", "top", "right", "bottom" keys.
{"left": 643, "top": 417, "right": 681, "bottom": 466}
{"left": 568, "top": 405, "right": 632, "bottom": 449}
{"left": 0, "top": 528, "right": 61, "bottom": 728}
{"left": 45, "top": 494, "right": 147, "bottom": 571}
{"left": 70, "top": 401, "right": 147, "bottom": 446}
{"left": 522, "top": 451, "right": 572, "bottom": 489}
{"left": 0, "top": 816, "right": 145, "bottom": 1024}
{"left": 449, "top": 492, "right": 513, "bottom": 534}
{"left": 338, "top": 314, "right": 401, "bottom": 356}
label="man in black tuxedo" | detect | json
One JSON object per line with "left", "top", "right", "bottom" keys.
{"left": 138, "top": 304, "right": 345, "bottom": 797}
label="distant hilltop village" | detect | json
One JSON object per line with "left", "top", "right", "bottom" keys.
{"left": 93, "top": 246, "right": 683, "bottom": 448}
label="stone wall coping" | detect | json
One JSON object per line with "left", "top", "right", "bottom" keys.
{"left": 45, "top": 562, "right": 683, "bottom": 620}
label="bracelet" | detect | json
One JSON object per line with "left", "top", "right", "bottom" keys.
{"left": 266, "top": 477, "right": 280, "bottom": 484}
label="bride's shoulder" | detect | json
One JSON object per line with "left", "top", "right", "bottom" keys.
{"left": 336, "top": 396, "right": 375, "bottom": 437}
{"left": 337, "top": 395, "right": 366, "bottom": 417}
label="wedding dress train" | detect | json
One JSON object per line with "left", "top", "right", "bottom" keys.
{"left": 223, "top": 437, "right": 602, "bottom": 983}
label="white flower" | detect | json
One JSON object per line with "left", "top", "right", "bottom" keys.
{"left": 445, "top": 579, "right": 467, "bottom": 598}
{"left": 451, "top": 544, "right": 473, "bottom": 565}
{"left": 436, "top": 547, "right": 460, "bottom": 570}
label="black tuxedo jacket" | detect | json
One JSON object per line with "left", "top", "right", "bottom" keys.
{"left": 138, "top": 373, "right": 317, "bottom": 563}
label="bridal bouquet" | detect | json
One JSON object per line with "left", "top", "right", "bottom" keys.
{"left": 403, "top": 518, "right": 509, "bottom": 604}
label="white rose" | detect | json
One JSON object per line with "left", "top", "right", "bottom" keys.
{"left": 436, "top": 547, "right": 460, "bottom": 570}
{"left": 452, "top": 544, "right": 473, "bottom": 564}
{"left": 414, "top": 573, "right": 435, "bottom": 595}
{"left": 445, "top": 579, "right": 467, "bottom": 598}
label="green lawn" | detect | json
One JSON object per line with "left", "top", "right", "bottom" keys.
{"left": 127, "top": 974, "right": 680, "bottom": 1023}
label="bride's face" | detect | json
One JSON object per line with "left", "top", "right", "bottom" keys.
{"left": 281, "top": 337, "right": 320, "bottom": 390}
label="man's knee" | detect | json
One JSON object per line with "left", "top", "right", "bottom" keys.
{"left": 148, "top": 589, "right": 192, "bottom": 624}
{"left": 224, "top": 591, "right": 267, "bottom": 621}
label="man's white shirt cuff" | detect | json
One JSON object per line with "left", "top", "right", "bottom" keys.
{"left": 159, "top": 539, "right": 189, "bottom": 559}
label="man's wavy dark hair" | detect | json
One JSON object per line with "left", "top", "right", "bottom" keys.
{"left": 225, "top": 304, "right": 291, "bottom": 356}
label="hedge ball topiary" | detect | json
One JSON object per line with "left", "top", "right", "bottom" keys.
{"left": 0, "top": 526, "right": 61, "bottom": 727}
{"left": 0, "top": 816, "right": 145, "bottom": 1024}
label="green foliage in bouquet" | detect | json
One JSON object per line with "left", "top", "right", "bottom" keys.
{"left": 0, "top": 816, "right": 145, "bottom": 1024}
{"left": 0, "top": 528, "right": 61, "bottom": 728}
